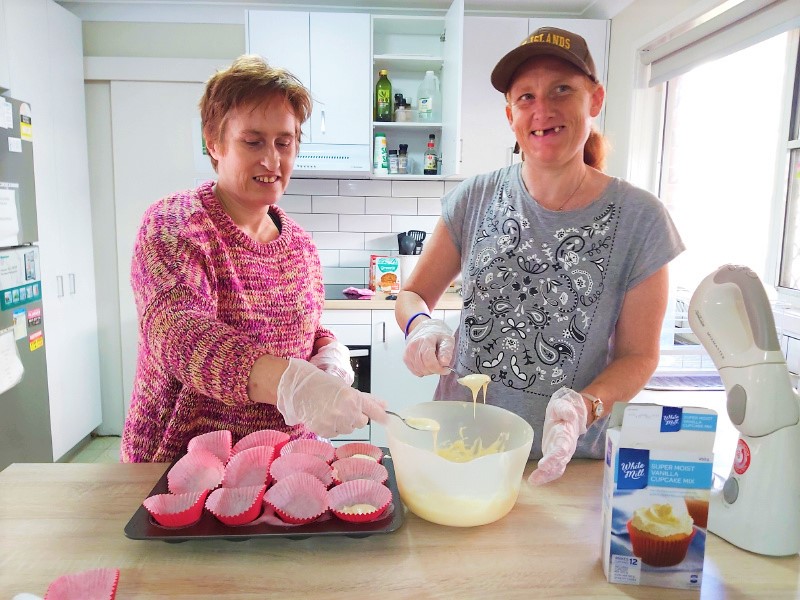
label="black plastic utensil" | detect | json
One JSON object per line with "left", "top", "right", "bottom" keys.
{"left": 397, "top": 233, "right": 417, "bottom": 255}
{"left": 407, "top": 230, "right": 427, "bottom": 243}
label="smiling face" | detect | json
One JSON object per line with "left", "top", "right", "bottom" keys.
{"left": 206, "top": 95, "right": 300, "bottom": 210}
{"left": 505, "top": 56, "right": 604, "bottom": 169}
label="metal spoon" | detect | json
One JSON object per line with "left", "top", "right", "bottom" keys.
{"left": 386, "top": 411, "right": 441, "bottom": 432}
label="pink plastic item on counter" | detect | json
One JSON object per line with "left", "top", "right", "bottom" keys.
{"left": 44, "top": 567, "right": 120, "bottom": 600}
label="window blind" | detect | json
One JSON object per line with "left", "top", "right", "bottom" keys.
{"left": 641, "top": 0, "right": 800, "bottom": 86}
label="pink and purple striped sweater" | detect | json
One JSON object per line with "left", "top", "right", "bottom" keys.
{"left": 121, "top": 181, "right": 333, "bottom": 462}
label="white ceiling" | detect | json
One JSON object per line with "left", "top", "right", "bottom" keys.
{"left": 56, "top": 0, "right": 635, "bottom": 21}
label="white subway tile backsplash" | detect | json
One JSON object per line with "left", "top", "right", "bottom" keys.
{"left": 392, "top": 215, "right": 440, "bottom": 234}
{"left": 288, "top": 213, "right": 339, "bottom": 231}
{"left": 364, "top": 232, "right": 398, "bottom": 252}
{"left": 365, "top": 196, "right": 417, "bottom": 215}
{"left": 391, "top": 179, "right": 445, "bottom": 198}
{"left": 324, "top": 267, "right": 366, "bottom": 285}
{"left": 312, "top": 195, "right": 365, "bottom": 214}
{"left": 339, "top": 179, "right": 392, "bottom": 197}
{"left": 417, "top": 197, "right": 442, "bottom": 215}
{"left": 280, "top": 195, "right": 312, "bottom": 213}
{"left": 313, "top": 232, "right": 365, "bottom": 250}
{"left": 286, "top": 178, "right": 338, "bottom": 195}
{"left": 317, "top": 249, "right": 340, "bottom": 267}
{"left": 339, "top": 250, "right": 376, "bottom": 268}
{"left": 340, "top": 214, "right": 392, "bottom": 232}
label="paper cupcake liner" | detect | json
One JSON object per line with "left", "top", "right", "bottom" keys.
{"left": 222, "top": 445, "right": 275, "bottom": 488}
{"left": 280, "top": 438, "right": 336, "bottom": 464}
{"left": 328, "top": 479, "right": 392, "bottom": 523}
{"left": 205, "top": 484, "right": 267, "bottom": 526}
{"left": 44, "top": 568, "right": 120, "bottom": 600}
{"left": 142, "top": 489, "right": 209, "bottom": 528}
{"left": 270, "top": 453, "right": 333, "bottom": 487}
{"left": 331, "top": 457, "right": 388, "bottom": 485}
{"left": 334, "top": 442, "right": 383, "bottom": 463}
{"left": 232, "top": 429, "right": 290, "bottom": 456}
{"left": 167, "top": 450, "right": 225, "bottom": 495}
{"left": 684, "top": 497, "right": 709, "bottom": 529}
{"left": 627, "top": 520, "right": 697, "bottom": 567}
{"left": 187, "top": 430, "right": 232, "bottom": 464}
{"left": 264, "top": 472, "right": 329, "bottom": 524}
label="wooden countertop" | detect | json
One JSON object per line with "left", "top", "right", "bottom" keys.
{"left": 325, "top": 291, "right": 463, "bottom": 310}
{"left": 1, "top": 460, "right": 797, "bottom": 599}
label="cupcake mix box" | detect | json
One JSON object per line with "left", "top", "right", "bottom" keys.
{"left": 600, "top": 402, "right": 717, "bottom": 590}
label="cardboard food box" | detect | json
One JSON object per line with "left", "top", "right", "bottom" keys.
{"left": 601, "top": 403, "right": 717, "bottom": 590}
{"left": 369, "top": 255, "right": 400, "bottom": 293}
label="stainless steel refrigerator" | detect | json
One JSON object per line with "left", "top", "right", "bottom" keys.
{"left": 0, "top": 96, "right": 52, "bottom": 470}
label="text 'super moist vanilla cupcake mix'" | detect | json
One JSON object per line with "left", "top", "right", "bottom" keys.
{"left": 601, "top": 404, "right": 717, "bottom": 590}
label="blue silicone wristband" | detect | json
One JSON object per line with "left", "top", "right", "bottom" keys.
{"left": 404, "top": 312, "right": 431, "bottom": 338}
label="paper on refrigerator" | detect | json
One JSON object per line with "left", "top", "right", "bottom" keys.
{"left": 0, "top": 187, "right": 20, "bottom": 247}
{"left": 0, "top": 326, "right": 24, "bottom": 394}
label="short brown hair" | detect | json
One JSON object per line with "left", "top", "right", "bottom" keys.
{"left": 199, "top": 55, "right": 312, "bottom": 170}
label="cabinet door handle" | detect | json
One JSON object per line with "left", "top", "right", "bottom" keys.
{"left": 320, "top": 109, "right": 326, "bottom": 135}
{"left": 459, "top": 138, "right": 463, "bottom": 164}
{"left": 56, "top": 275, "right": 64, "bottom": 298}
{"left": 382, "top": 321, "right": 386, "bottom": 343}
{"left": 68, "top": 273, "right": 76, "bottom": 295}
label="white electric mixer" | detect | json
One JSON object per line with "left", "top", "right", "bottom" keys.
{"left": 688, "top": 264, "right": 800, "bottom": 556}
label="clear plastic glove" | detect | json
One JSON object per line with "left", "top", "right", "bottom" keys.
{"left": 309, "top": 341, "right": 354, "bottom": 386}
{"left": 277, "top": 358, "right": 387, "bottom": 438}
{"left": 403, "top": 318, "right": 455, "bottom": 377}
{"left": 528, "top": 387, "right": 588, "bottom": 486}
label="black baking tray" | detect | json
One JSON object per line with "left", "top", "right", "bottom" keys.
{"left": 124, "top": 450, "right": 405, "bottom": 542}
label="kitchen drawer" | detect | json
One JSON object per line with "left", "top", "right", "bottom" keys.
{"left": 323, "top": 324, "right": 372, "bottom": 346}
{"left": 320, "top": 309, "right": 371, "bottom": 325}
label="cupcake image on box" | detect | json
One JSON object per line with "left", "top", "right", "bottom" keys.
{"left": 684, "top": 493, "right": 710, "bottom": 529}
{"left": 626, "top": 503, "right": 697, "bottom": 567}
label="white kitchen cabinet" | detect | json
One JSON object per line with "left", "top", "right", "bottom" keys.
{"left": 3, "top": 0, "right": 102, "bottom": 460}
{"left": 370, "top": 309, "right": 460, "bottom": 447}
{"left": 459, "top": 17, "right": 609, "bottom": 179}
{"left": 247, "top": 10, "right": 371, "bottom": 173}
{"left": 370, "top": 0, "right": 463, "bottom": 178}
{"left": 460, "top": 16, "right": 529, "bottom": 178}
{"left": 0, "top": 0, "right": 10, "bottom": 91}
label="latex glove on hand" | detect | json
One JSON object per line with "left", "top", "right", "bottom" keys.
{"left": 277, "top": 358, "right": 387, "bottom": 439}
{"left": 403, "top": 318, "right": 455, "bottom": 377}
{"left": 528, "top": 387, "right": 588, "bottom": 486}
{"left": 309, "top": 341, "right": 355, "bottom": 386}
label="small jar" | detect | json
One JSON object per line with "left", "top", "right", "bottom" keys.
{"left": 388, "top": 150, "right": 399, "bottom": 174}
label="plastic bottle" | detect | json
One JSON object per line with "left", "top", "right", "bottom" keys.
{"left": 417, "top": 70, "right": 441, "bottom": 122}
{"left": 398, "top": 144, "right": 409, "bottom": 174}
{"left": 374, "top": 133, "right": 389, "bottom": 175}
{"left": 376, "top": 70, "right": 393, "bottom": 122}
{"left": 423, "top": 134, "right": 438, "bottom": 175}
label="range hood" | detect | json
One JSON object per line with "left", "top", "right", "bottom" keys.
{"left": 294, "top": 144, "right": 371, "bottom": 178}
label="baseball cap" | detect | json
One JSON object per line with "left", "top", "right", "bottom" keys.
{"left": 491, "top": 26, "right": 598, "bottom": 93}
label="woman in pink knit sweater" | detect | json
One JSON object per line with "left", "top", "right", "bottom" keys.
{"left": 121, "top": 55, "right": 387, "bottom": 462}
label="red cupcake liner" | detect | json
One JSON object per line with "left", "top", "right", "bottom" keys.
{"left": 328, "top": 479, "right": 392, "bottom": 523}
{"left": 264, "top": 472, "right": 329, "bottom": 524}
{"left": 167, "top": 450, "right": 224, "bottom": 495}
{"left": 222, "top": 445, "right": 275, "bottom": 488}
{"left": 232, "top": 429, "right": 290, "bottom": 455}
{"left": 334, "top": 442, "right": 383, "bottom": 463}
{"left": 270, "top": 453, "right": 334, "bottom": 487}
{"left": 684, "top": 497, "right": 709, "bottom": 529}
{"left": 205, "top": 484, "right": 267, "bottom": 526}
{"left": 45, "top": 568, "right": 120, "bottom": 600}
{"left": 186, "top": 430, "right": 232, "bottom": 464}
{"left": 280, "top": 438, "right": 336, "bottom": 464}
{"left": 627, "top": 520, "right": 697, "bottom": 567}
{"left": 331, "top": 457, "right": 388, "bottom": 486}
{"left": 142, "top": 489, "right": 209, "bottom": 528}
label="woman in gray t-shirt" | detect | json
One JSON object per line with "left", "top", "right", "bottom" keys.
{"left": 395, "top": 27, "right": 684, "bottom": 484}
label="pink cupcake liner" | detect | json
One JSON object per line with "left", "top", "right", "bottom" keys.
{"left": 331, "top": 457, "right": 388, "bottom": 486}
{"left": 142, "top": 489, "right": 209, "bottom": 528}
{"left": 167, "top": 450, "right": 225, "bottom": 495}
{"left": 328, "top": 479, "right": 392, "bottom": 523}
{"left": 205, "top": 484, "right": 267, "bottom": 526}
{"left": 334, "top": 442, "right": 383, "bottom": 463}
{"left": 187, "top": 430, "right": 232, "bottom": 464}
{"left": 280, "top": 438, "right": 335, "bottom": 464}
{"left": 270, "top": 453, "right": 333, "bottom": 487}
{"left": 222, "top": 445, "right": 275, "bottom": 488}
{"left": 44, "top": 567, "right": 120, "bottom": 600}
{"left": 232, "top": 429, "right": 290, "bottom": 455}
{"left": 264, "top": 472, "right": 329, "bottom": 525}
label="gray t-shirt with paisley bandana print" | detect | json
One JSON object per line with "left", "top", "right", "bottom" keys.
{"left": 435, "top": 163, "right": 685, "bottom": 459}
